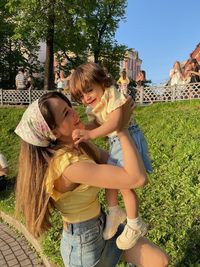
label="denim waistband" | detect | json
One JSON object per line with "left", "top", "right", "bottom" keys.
{"left": 63, "top": 212, "right": 105, "bottom": 234}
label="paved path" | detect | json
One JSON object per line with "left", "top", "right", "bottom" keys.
{"left": 0, "top": 222, "right": 44, "bottom": 267}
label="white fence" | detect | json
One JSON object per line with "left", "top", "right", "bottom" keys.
{"left": 133, "top": 82, "right": 200, "bottom": 104}
{"left": 0, "top": 82, "right": 200, "bottom": 106}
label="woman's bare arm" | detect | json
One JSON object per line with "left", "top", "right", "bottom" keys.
{"left": 63, "top": 130, "right": 147, "bottom": 190}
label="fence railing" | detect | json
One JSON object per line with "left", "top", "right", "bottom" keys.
{"left": 132, "top": 82, "right": 200, "bottom": 104}
{"left": 0, "top": 82, "right": 200, "bottom": 106}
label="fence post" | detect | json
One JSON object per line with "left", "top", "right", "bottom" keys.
{"left": 139, "top": 86, "right": 144, "bottom": 105}
{"left": 28, "top": 89, "right": 32, "bottom": 104}
{"left": 0, "top": 88, "right": 3, "bottom": 106}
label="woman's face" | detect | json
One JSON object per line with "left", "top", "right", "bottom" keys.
{"left": 49, "top": 97, "right": 83, "bottom": 144}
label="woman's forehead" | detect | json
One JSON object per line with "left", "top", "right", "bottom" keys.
{"left": 49, "top": 98, "right": 70, "bottom": 114}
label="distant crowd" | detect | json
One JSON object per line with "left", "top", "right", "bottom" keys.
{"left": 14, "top": 57, "right": 200, "bottom": 95}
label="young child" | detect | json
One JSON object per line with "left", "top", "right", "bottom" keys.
{"left": 70, "top": 62, "right": 153, "bottom": 250}
{"left": 117, "top": 69, "right": 130, "bottom": 95}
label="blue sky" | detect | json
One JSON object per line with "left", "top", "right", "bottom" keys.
{"left": 115, "top": 0, "right": 200, "bottom": 84}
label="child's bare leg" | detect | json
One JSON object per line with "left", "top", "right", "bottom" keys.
{"left": 103, "top": 189, "right": 126, "bottom": 240}
{"left": 116, "top": 189, "right": 148, "bottom": 250}
{"left": 121, "top": 188, "right": 139, "bottom": 219}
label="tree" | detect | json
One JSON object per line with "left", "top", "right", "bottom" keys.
{"left": 0, "top": 0, "right": 40, "bottom": 88}
{"left": 71, "top": 0, "right": 128, "bottom": 78}
{"left": 6, "top": 0, "right": 128, "bottom": 88}
{"left": 81, "top": 0, "right": 127, "bottom": 63}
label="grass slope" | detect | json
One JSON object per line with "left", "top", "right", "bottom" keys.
{"left": 0, "top": 100, "right": 200, "bottom": 266}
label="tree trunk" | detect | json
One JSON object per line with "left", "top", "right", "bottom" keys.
{"left": 8, "top": 39, "right": 13, "bottom": 87}
{"left": 44, "top": 0, "right": 55, "bottom": 90}
{"left": 94, "top": 50, "right": 99, "bottom": 63}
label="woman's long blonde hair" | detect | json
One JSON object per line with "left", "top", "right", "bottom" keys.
{"left": 15, "top": 92, "right": 102, "bottom": 237}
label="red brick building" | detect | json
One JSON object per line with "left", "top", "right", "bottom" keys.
{"left": 190, "top": 43, "right": 200, "bottom": 62}
{"left": 119, "top": 48, "right": 142, "bottom": 80}
{"left": 184, "top": 43, "right": 200, "bottom": 69}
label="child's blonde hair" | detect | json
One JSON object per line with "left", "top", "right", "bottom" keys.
{"left": 70, "top": 62, "right": 113, "bottom": 103}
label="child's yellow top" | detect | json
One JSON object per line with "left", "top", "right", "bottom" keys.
{"left": 45, "top": 147, "right": 101, "bottom": 223}
{"left": 86, "top": 86, "right": 128, "bottom": 137}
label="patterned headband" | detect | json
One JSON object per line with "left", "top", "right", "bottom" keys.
{"left": 15, "top": 99, "right": 56, "bottom": 147}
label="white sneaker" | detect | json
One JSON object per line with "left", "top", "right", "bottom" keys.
{"left": 103, "top": 208, "right": 126, "bottom": 240}
{"left": 116, "top": 220, "right": 148, "bottom": 250}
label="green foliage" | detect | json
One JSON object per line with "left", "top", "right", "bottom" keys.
{"left": 0, "top": 189, "right": 15, "bottom": 214}
{"left": 134, "top": 101, "right": 200, "bottom": 267}
{"left": 0, "top": 0, "right": 45, "bottom": 89}
{"left": 0, "top": 107, "right": 25, "bottom": 179}
{"left": 3, "top": 0, "right": 128, "bottom": 88}
{"left": 0, "top": 100, "right": 200, "bottom": 266}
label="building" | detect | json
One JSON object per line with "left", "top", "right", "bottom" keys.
{"left": 38, "top": 42, "right": 143, "bottom": 80}
{"left": 190, "top": 42, "right": 200, "bottom": 62}
{"left": 119, "top": 48, "right": 142, "bottom": 80}
{"left": 183, "top": 43, "right": 200, "bottom": 70}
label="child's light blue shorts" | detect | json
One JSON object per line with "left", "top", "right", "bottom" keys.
{"left": 108, "top": 124, "right": 153, "bottom": 173}
{"left": 60, "top": 212, "right": 124, "bottom": 267}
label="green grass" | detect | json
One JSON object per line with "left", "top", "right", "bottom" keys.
{"left": 0, "top": 100, "right": 200, "bottom": 267}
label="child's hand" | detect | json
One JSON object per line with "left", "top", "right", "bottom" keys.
{"left": 72, "top": 129, "right": 91, "bottom": 145}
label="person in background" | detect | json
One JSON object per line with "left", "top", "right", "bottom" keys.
{"left": 117, "top": 69, "right": 130, "bottom": 95}
{"left": 15, "top": 68, "right": 26, "bottom": 90}
{"left": 14, "top": 91, "right": 169, "bottom": 267}
{"left": 70, "top": 62, "right": 153, "bottom": 250}
{"left": 136, "top": 70, "right": 146, "bottom": 87}
{"left": 24, "top": 69, "right": 29, "bottom": 85}
{"left": 0, "top": 152, "right": 9, "bottom": 191}
{"left": 169, "top": 61, "right": 184, "bottom": 86}
{"left": 0, "top": 152, "right": 9, "bottom": 177}
{"left": 184, "top": 58, "right": 200, "bottom": 84}
{"left": 26, "top": 74, "right": 34, "bottom": 90}
{"left": 54, "top": 72, "right": 65, "bottom": 92}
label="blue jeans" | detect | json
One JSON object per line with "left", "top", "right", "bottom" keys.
{"left": 108, "top": 124, "right": 153, "bottom": 173}
{"left": 60, "top": 212, "right": 124, "bottom": 267}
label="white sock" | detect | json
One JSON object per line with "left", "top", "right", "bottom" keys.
{"left": 108, "top": 205, "right": 119, "bottom": 214}
{"left": 127, "top": 217, "right": 141, "bottom": 229}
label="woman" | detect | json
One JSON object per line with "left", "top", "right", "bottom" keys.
{"left": 117, "top": 70, "right": 130, "bottom": 95}
{"left": 136, "top": 70, "right": 146, "bottom": 87}
{"left": 169, "top": 61, "right": 184, "bottom": 86}
{"left": 55, "top": 71, "right": 65, "bottom": 92}
{"left": 15, "top": 92, "right": 169, "bottom": 267}
{"left": 184, "top": 58, "right": 200, "bottom": 84}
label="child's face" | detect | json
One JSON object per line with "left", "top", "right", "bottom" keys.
{"left": 80, "top": 83, "right": 104, "bottom": 108}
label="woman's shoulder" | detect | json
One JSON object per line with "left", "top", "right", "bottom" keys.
{"left": 45, "top": 147, "right": 93, "bottom": 198}
{"left": 52, "top": 147, "right": 90, "bottom": 168}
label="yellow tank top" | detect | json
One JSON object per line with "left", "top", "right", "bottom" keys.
{"left": 45, "top": 147, "right": 101, "bottom": 223}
